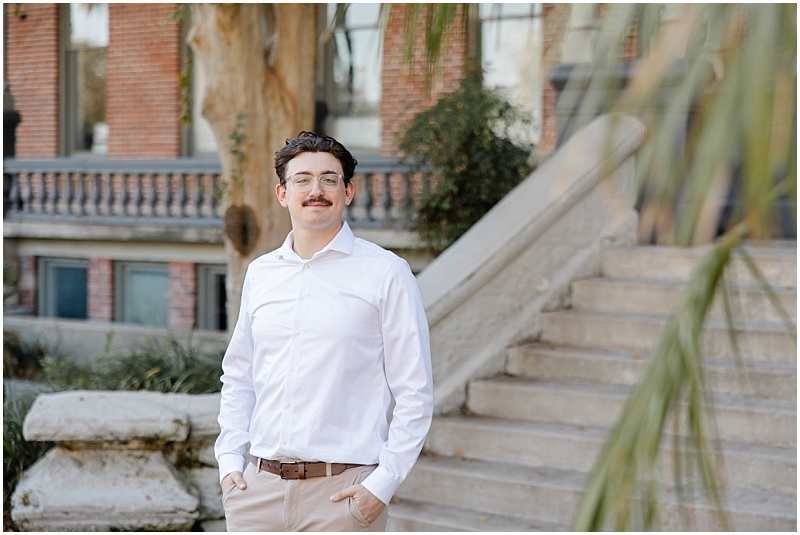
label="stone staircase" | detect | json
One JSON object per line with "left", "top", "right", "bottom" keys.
{"left": 389, "top": 243, "right": 797, "bottom": 531}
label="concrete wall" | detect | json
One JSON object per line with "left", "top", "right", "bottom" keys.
{"left": 3, "top": 315, "right": 229, "bottom": 364}
{"left": 417, "top": 113, "right": 645, "bottom": 414}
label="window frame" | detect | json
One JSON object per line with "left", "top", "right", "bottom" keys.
{"left": 114, "top": 261, "right": 170, "bottom": 327}
{"left": 196, "top": 264, "right": 227, "bottom": 331}
{"left": 37, "top": 257, "right": 89, "bottom": 319}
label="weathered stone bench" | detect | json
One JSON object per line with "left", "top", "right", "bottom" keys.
{"left": 11, "top": 391, "right": 225, "bottom": 532}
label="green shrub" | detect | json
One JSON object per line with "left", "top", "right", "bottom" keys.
{"left": 3, "top": 396, "right": 53, "bottom": 531}
{"left": 400, "top": 68, "right": 533, "bottom": 253}
{"left": 3, "top": 331, "right": 48, "bottom": 381}
{"left": 39, "top": 336, "right": 224, "bottom": 395}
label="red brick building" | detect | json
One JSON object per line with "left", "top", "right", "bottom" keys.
{"left": 4, "top": 3, "right": 598, "bottom": 345}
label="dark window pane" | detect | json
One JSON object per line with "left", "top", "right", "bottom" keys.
{"left": 215, "top": 273, "right": 227, "bottom": 331}
{"left": 54, "top": 266, "right": 87, "bottom": 319}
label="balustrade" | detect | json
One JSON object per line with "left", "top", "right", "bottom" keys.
{"left": 3, "top": 157, "right": 425, "bottom": 230}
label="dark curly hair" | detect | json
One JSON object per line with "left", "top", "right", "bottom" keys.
{"left": 274, "top": 131, "right": 358, "bottom": 186}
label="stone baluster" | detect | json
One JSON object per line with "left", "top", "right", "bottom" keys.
{"left": 103, "top": 173, "right": 114, "bottom": 216}
{"left": 92, "top": 173, "right": 101, "bottom": 215}
{"left": 381, "top": 172, "right": 393, "bottom": 224}
{"left": 402, "top": 173, "right": 414, "bottom": 224}
{"left": 210, "top": 174, "right": 218, "bottom": 217}
{"left": 7, "top": 173, "right": 20, "bottom": 214}
{"left": 148, "top": 173, "right": 158, "bottom": 216}
{"left": 119, "top": 173, "right": 129, "bottom": 216}
{"left": 64, "top": 172, "right": 73, "bottom": 215}
{"left": 194, "top": 174, "right": 203, "bottom": 217}
{"left": 177, "top": 173, "right": 187, "bottom": 217}
{"left": 164, "top": 173, "right": 173, "bottom": 217}
{"left": 38, "top": 172, "right": 47, "bottom": 214}
{"left": 362, "top": 173, "right": 374, "bottom": 221}
{"left": 134, "top": 173, "right": 144, "bottom": 216}
{"left": 20, "top": 173, "right": 33, "bottom": 214}
{"left": 76, "top": 172, "right": 86, "bottom": 216}
{"left": 51, "top": 172, "right": 60, "bottom": 215}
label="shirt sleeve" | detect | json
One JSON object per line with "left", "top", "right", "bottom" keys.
{"left": 360, "top": 258, "right": 434, "bottom": 504}
{"left": 214, "top": 267, "right": 257, "bottom": 483}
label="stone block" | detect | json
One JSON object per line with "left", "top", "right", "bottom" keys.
{"left": 11, "top": 447, "right": 199, "bottom": 531}
{"left": 167, "top": 393, "right": 221, "bottom": 438}
{"left": 201, "top": 519, "right": 227, "bottom": 531}
{"left": 23, "top": 391, "right": 189, "bottom": 442}
{"left": 196, "top": 439, "right": 218, "bottom": 467}
{"left": 183, "top": 466, "right": 224, "bottom": 521}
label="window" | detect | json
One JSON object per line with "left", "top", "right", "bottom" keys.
{"left": 37, "top": 258, "right": 88, "bottom": 320}
{"left": 62, "top": 3, "right": 108, "bottom": 156}
{"left": 115, "top": 262, "right": 169, "bottom": 328}
{"left": 480, "top": 3, "right": 544, "bottom": 147}
{"left": 197, "top": 265, "right": 227, "bottom": 331}
{"left": 322, "top": 3, "right": 383, "bottom": 153}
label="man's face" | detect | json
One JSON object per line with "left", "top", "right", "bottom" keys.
{"left": 276, "top": 151, "right": 355, "bottom": 234}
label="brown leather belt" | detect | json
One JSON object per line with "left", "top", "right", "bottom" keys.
{"left": 252, "top": 458, "right": 364, "bottom": 480}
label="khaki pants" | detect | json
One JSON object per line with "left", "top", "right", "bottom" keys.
{"left": 222, "top": 461, "right": 390, "bottom": 532}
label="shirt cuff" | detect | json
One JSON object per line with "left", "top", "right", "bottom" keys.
{"left": 217, "top": 452, "right": 246, "bottom": 484}
{"left": 360, "top": 465, "right": 401, "bottom": 505}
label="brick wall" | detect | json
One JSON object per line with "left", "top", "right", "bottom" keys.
{"left": 106, "top": 4, "right": 181, "bottom": 158}
{"left": 5, "top": 4, "right": 60, "bottom": 157}
{"left": 169, "top": 262, "right": 196, "bottom": 330}
{"left": 380, "top": 4, "right": 468, "bottom": 157}
{"left": 538, "top": 3, "right": 570, "bottom": 156}
{"left": 88, "top": 258, "right": 114, "bottom": 322}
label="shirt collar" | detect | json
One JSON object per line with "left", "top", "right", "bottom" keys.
{"left": 277, "top": 221, "right": 355, "bottom": 260}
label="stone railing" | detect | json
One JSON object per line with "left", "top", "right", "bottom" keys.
{"left": 3, "top": 157, "right": 424, "bottom": 230}
{"left": 417, "top": 113, "right": 646, "bottom": 414}
{"left": 11, "top": 390, "right": 225, "bottom": 532}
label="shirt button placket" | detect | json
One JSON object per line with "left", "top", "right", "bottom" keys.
{"left": 281, "top": 261, "right": 310, "bottom": 448}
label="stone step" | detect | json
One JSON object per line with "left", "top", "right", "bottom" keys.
{"left": 507, "top": 344, "right": 797, "bottom": 399}
{"left": 571, "top": 278, "right": 797, "bottom": 322}
{"left": 387, "top": 498, "right": 569, "bottom": 532}
{"left": 396, "top": 455, "right": 796, "bottom": 531}
{"left": 467, "top": 378, "right": 796, "bottom": 447}
{"left": 426, "top": 415, "right": 797, "bottom": 494}
{"left": 601, "top": 244, "right": 797, "bottom": 287}
{"left": 541, "top": 310, "right": 796, "bottom": 362}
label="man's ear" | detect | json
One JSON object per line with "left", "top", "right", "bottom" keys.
{"left": 276, "top": 182, "right": 288, "bottom": 207}
{"left": 345, "top": 181, "right": 355, "bottom": 205}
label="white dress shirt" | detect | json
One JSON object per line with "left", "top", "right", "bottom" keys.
{"left": 215, "top": 221, "right": 434, "bottom": 504}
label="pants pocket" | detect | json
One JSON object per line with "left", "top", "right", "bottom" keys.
{"left": 347, "top": 497, "right": 371, "bottom": 528}
{"left": 343, "top": 465, "right": 377, "bottom": 528}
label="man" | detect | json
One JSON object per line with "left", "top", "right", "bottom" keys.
{"left": 215, "top": 132, "right": 434, "bottom": 531}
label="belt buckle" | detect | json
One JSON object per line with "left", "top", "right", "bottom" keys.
{"left": 279, "top": 461, "right": 304, "bottom": 480}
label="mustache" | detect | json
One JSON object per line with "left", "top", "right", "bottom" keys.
{"left": 302, "top": 196, "right": 332, "bottom": 206}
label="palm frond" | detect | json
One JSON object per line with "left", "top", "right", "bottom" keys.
{"left": 574, "top": 225, "right": 744, "bottom": 531}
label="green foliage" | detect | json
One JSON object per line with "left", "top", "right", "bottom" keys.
{"left": 228, "top": 113, "right": 248, "bottom": 184}
{"left": 399, "top": 70, "right": 532, "bottom": 252}
{"left": 401, "top": 4, "right": 464, "bottom": 91}
{"left": 38, "top": 336, "right": 223, "bottom": 395}
{"left": 3, "top": 397, "right": 53, "bottom": 531}
{"left": 3, "top": 331, "right": 47, "bottom": 381}
{"left": 3, "top": 261, "right": 18, "bottom": 302}
{"left": 178, "top": 57, "right": 193, "bottom": 126}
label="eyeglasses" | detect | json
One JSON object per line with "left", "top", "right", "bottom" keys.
{"left": 285, "top": 173, "right": 344, "bottom": 192}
